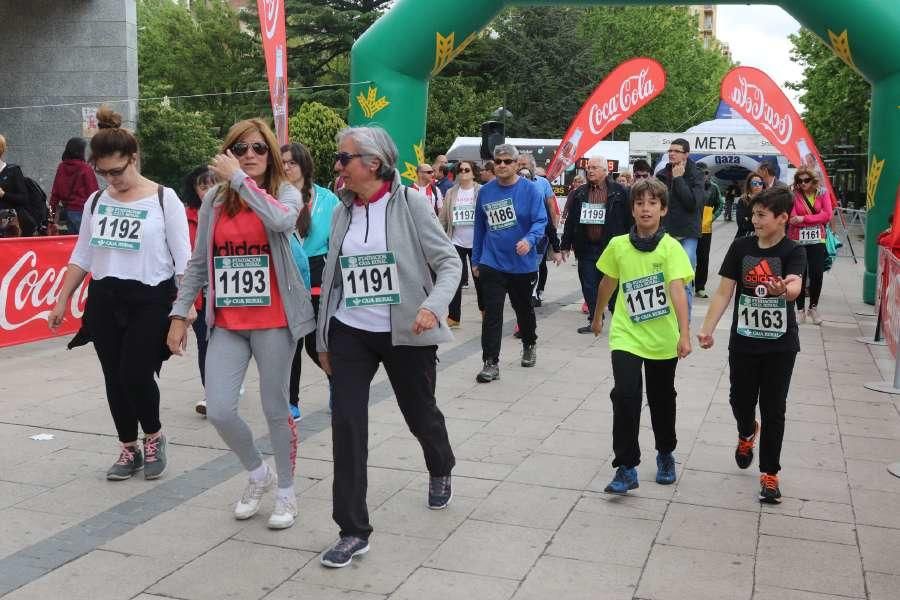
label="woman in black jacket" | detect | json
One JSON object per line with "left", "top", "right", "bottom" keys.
{"left": 0, "top": 134, "right": 35, "bottom": 236}
{"left": 736, "top": 171, "right": 766, "bottom": 238}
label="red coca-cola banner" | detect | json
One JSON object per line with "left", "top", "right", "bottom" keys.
{"left": 257, "top": 0, "right": 289, "bottom": 144}
{"left": 546, "top": 58, "right": 667, "bottom": 181}
{"left": 0, "top": 236, "right": 87, "bottom": 348}
{"left": 720, "top": 66, "right": 836, "bottom": 201}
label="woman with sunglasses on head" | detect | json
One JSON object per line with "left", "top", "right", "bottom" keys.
{"left": 167, "top": 119, "right": 316, "bottom": 530}
{"left": 736, "top": 171, "right": 766, "bottom": 238}
{"left": 316, "top": 126, "right": 460, "bottom": 568}
{"left": 281, "top": 142, "right": 340, "bottom": 420}
{"left": 181, "top": 165, "right": 217, "bottom": 416}
{"left": 788, "top": 168, "right": 833, "bottom": 325}
{"left": 48, "top": 105, "right": 191, "bottom": 481}
{"left": 439, "top": 160, "right": 483, "bottom": 326}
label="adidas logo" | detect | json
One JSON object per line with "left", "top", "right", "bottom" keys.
{"left": 744, "top": 259, "right": 775, "bottom": 285}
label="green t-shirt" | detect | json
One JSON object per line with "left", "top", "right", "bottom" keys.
{"left": 596, "top": 233, "right": 694, "bottom": 360}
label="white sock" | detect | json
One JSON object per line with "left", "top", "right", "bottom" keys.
{"left": 249, "top": 463, "right": 269, "bottom": 483}
{"left": 276, "top": 486, "right": 295, "bottom": 503}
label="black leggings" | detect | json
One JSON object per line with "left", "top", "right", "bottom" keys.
{"left": 85, "top": 277, "right": 175, "bottom": 444}
{"left": 449, "top": 245, "right": 483, "bottom": 321}
{"left": 289, "top": 293, "right": 326, "bottom": 406}
{"left": 536, "top": 245, "right": 549, "bottom": 294}
{"left": 797, "top": 243, "right": 826, "bottom": 310}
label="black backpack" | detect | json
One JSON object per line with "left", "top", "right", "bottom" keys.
{"left": 4, "top": 165, "right": 49, "bottom": 235}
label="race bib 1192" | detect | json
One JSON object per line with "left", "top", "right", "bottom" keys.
{"left": 89, "top": 204, "right": 147, "bottom": 251}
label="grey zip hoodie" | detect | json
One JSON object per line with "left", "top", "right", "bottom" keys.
{"left": 316, "top": 171, "right": 461, "bottom": 351}
{"left": 171, "top": 170, "right": 316, "bottom": 343}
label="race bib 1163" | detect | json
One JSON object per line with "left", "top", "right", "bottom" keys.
{"left": 737, "top": 294, "right": 786, "bottom": 339}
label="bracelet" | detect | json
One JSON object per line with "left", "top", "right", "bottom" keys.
{"left": 170, "top": 315, "right": 187, "bottom": 322}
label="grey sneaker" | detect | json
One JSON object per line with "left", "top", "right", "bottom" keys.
{"left": 321, "top": 536, "right": 370, "bottom": 568}
{"left": 476, "top": 359, "right": 500, "bottom": 383}
{"left": 428, "top": 475, "right": 452, "bottom": 509}
{"left": 106, "top": 444, "right": 143, "bottom": 481}
{"left": 808, "top": 307, "right": 823, "bottom": 325}
{"left": 521, "top": 344, "right": 537, "bottom": 367}
{"left": 143, "top": 434, "right": 167, "bottom": 480}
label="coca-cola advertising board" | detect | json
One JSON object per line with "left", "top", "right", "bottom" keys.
{"left": 0, "top": 237, "right": 87, "bottom": 348}
{"left": 257, "top": 0, "right": 289, "bottom": 144}
{"left": 546, "top": 58, "right": 666, "bottom": 182}
{"left": 720, "top": 67, "right": 836, "bottom": 201}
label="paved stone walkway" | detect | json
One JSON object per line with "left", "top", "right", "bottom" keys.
{"left": 1, "top": 220, "right": 899, "bottom": 599}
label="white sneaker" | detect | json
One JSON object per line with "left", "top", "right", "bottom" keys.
{"left": 195, "top": 399, "right": 207, "bottom": 417}
{"left": 234, "top": 465, "right": 275, "bottom": 520}
{"left": 797, "top": 309, "right": 807, "bottom": 324}
{"left": 808, "top": 307, "right": 823, "bottom": 325}
{"left": 268, "top": 495, "right": 298, "bottom": 529}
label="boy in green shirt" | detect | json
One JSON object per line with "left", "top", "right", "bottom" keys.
{"left": 592, "top": 178, "right": 694, "bottom": 494}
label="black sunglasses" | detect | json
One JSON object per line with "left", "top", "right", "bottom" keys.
{"left": 634, "top": 172, "right": 650, "bottom": 179}
{"left": 495, "top": 158, "right": 516, "bottom": 165}
{"left": 334, "top": 152, "right": 367, "bottom": 166}
{"left": 94, "top": 158, "right": 133, "bottom": 178}
{"left": 231, "top": 142, "right": 269, "bottom": 157}
{"left": 458, "top": 167, "right": 472, "bottom": 173}
{"left": 797, "top": 177, "right": 813, "bottom": 184}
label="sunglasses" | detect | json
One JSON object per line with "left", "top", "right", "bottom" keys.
{"left": 421, "top": 170, "right": 434, "bottom": 175}
{"left": 634, "top": 172, "right": 650, "bottom": 179}
{"left": 495, "top": 158, "right": 516, "bottom": 165}
{"left": 94, "top": 158, "right": 132, "bottom": 178}
{"left": 231, "top": 142, "right": 269, "bottom": 157}
{"left": 458, "top": 167, "right": 472, "bottom": 173}
{"left": 750, "top": 180, "right": 764, "bottom": 187}
{"left": 797, "top": 177, "right": 813, "bottom": 184}
{"left": 333, "top": 152, "right": 367, "bottom": 166}
{"left": 667, "top": 148, "right": 686, "bottom": 154}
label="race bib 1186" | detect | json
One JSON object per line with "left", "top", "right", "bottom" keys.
{"left": 622, "top": 272, "right": 669, "bottom": 323}
{"left": 737, "top": 294, "right": 786, "bottom": 339}
{"left": 89, "top": 204, "right": 147, "bottom": 251}
{"left": 340, "top": 251, "right": 401, "bottom": 308}
{"left": 214, "top": 255, "right": 271, "bottom": 307}
{"left": 484, "top": 198, "right": 517, "bottom": 231}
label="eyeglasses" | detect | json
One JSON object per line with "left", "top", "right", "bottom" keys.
{"left": 797, "top": 177, "right": 813, "bottom": 184}
{"left": 231, "top": 142, "right": 269, "bottom": 157}
{"left": 458, "top": 167, "right": 472, "bottom": 173}
{"left": 667, "top": 148, "right": 686, "bottom": 154}
{"left": 494, "top": 158, "right": 516, "bottom": 165}
{"left": 420, "top": 170, "right": 434, "bottom": 175}
{"left": 334, "top": 152, "right": 367, "bottom": 166}
{"left": 750, "top": 180, "right": 764, "bottom": 187}
{"left": 634, "top": 172, "right": 650, "bottom": 179}
{"left": 283, "top": 159, "right": 299, "bottom": 168}
{"left": 94, "top": 158, "right": 132, "bottom": 178}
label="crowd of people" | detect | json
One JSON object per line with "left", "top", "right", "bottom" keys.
{"left": 15, "top": 105, "right": 837, "bottom": 569}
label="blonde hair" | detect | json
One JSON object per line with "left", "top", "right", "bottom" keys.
{"left": 792, "top": 167, "right": 820, "bottom": 194}
{"left": 0, "top": 134, "right": 6, "bottom": 156}
{"left": 219, "top": 119, "right": 287, "bottom": 217}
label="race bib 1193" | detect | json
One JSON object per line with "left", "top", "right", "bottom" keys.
{"left": 213, "top": 255, "right": 271, "bottom": 307}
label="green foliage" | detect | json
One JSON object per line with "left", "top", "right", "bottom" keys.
{"left": 786, "top": 28, "right": 870, "bottom": 152}
{"left": 426, "top": 76, "right": 503, "bottom": 160}
{"left": 288, "top": 102, "right": 347, "bottom": 185}
{"left": 137, "top": 100, "right": 221, "bottom": 191}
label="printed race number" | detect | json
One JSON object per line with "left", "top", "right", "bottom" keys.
{"left": 798, "top": 226, "right": 822, "bottom": 245}
{"left": 89, "top": 204, "right": 147, "bottom": 251}
{"left": 340, "top": 251, "right": 401, "bottom": 308}
{"left": 579, "top": 203, "right": 606, "bottom": 225}
{"left": 737, "top": 294, "right": 786, "bottom": 339}
{"left": 214, "top": 255, "right": 271, "bottom": 307}
{"left": 622, "top": 272, "right": 669, "bottom": 323}
{"left": 452, "top": 205, "right": 476, "bottom": 226}
{"left": 484, "top": 198, "right": 517, "bottom": 231}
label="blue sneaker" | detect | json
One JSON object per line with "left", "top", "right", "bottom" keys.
{"left": 656, "top": 452, "right": 676, "bottom": 485}
{"left": 604, "top": 466, "right": 639, "bottom": 494}
{"left": 290, "top": 404, "right": 302, "bottom": 422}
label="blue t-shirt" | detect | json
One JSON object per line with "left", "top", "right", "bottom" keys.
{"left": 302, "top": 184, "right": 340, "bottom": 258}
{"left": 534, "top": 176, "right": 554, "bottom": 200}
{"left": 473, "top": 177, "right": 548, "bottom": 274}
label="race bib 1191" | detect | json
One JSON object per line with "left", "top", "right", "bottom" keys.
{"left": 340, "top": 251, "right": 401, "bottom": 308}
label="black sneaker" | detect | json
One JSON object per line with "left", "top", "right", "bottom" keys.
{"left": 531, "top": 295, "right": 542, "bottom": 307}
{"left": 577, "top": 325, "right": 593, "bottom": 334}
{"left": 759, "top": 474, "right": 782, "bottom": 504}
{"left": 735, "top": 421, "right": 758, "bottom": 469}
{"left": 521, "top": 344, "right": 537, "bottom": 367}
{"left": 428, "top": 475, "right": 452, "bottom": 509}
{"left": 320, "top": 536, "right": 370, "bottom": 568}
{"left": 476, "top": 360, "right": 500, "bottom": 383}
{"left": 143, "top": 434, "right": 167, "bottom": 480}
{"left": 106, "top": 445, "right": 143, "bottom": 481}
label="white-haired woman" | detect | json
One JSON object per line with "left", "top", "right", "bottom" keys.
{"left": 316, "top": 126, "right": 461, "bottom": 568}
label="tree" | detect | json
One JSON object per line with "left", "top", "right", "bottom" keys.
{"left": 786, "top": 28, "right": 870, "bottom": 153}
{"left": 288, "top": 102, "right": 347, "bottom": 184}
{"left": 137, "top": 99, "right": 222, "bottom": 191}
{"left": 426, "top": 76, "right": 503, "bottom": 160}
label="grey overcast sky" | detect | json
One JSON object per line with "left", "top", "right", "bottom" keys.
{"left": 716, "top": 5, "right": 804, "bottom": 111}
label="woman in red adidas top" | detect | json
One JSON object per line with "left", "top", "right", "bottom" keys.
{"left": 167, "top": 119, "right": 316, "bottom": 530}
{"left": 788, "top": 167, "right": 833, "bottom": 325}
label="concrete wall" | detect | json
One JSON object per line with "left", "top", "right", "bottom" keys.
{"left": 0, "top": 0, "right": 137, "bottom": 189}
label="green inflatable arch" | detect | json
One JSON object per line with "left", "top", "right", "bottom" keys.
{"left": 348, "top": 0, "right": 900, "bottom": 303}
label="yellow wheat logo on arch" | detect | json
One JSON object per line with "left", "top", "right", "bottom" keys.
{"left": 432, "top": 31, "right": 478, "bottom": 76}
{"left": 827, "top": 29, "right": 859, "bottom": 74}
{"left": 867, "top": 155, "right": 885, "bottom": 210}
{"left": 401, "top": 139, "right": 427, "bottom": 183}
{"left": 356, "top": 86, "right": 390, "bottom": 119}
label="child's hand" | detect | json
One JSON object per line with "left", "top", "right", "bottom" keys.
{"left": 764, "top": 276, "right": 787, "bottom": 297}
{"left": 697, "top": 331, "right": 715, "bottom": 349}
{"left": 677, "top": 334, "right": 692, "bottom": 358}
{"left": 591, "top": 312, "right": 604, "bottom": 337}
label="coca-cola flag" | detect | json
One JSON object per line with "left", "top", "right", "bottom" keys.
{"left": 0, "top": 237, "right": 87, "bottom": 348}
{"left": 720, "top": 66, "right": 836, "bottom": 201}
{"left": 546, "top": 58, "right": 666, "bottom": 181}
{"left": 257, "top": 0, "right": 289, "bottom": 144}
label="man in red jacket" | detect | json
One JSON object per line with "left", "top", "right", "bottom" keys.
{"left": 49, "top": 137, "right": 99, "bottom": 234}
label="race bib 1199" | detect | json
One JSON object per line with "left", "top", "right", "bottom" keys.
{"left": 580, "top": 203, "right": 606, "bottom": 225}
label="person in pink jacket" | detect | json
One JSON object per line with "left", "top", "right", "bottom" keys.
{"left": 787, "top": 168, "right": 832, "bottom": 325}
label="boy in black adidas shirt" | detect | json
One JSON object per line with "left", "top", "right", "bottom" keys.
{"left": 697, "top": 187, "right": 805, "bottom": 504}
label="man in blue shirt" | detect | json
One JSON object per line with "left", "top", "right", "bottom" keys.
{"left": 472, "top": 144, "right": 548, "bottom": 382}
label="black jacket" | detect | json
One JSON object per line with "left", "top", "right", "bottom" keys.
{"left": 735, "top": 197, "right": 754, "bottom": 238}
{"left": 0, "top": 164, "right": 29, "bottom": 210}
{"left": 656, "top": 159, "right": 705, "bottom": 239}
{"left": 560, "top": 176, "right": 632, "bottom": 256}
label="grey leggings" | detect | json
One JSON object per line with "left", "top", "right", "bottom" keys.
{"left": 205, "top": 327, "right": 297, "bottom": 488}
